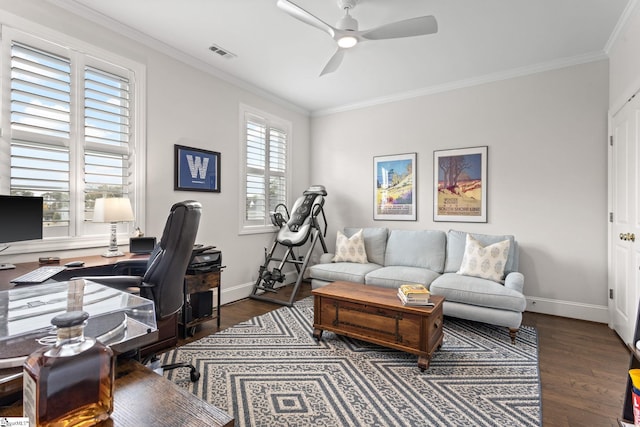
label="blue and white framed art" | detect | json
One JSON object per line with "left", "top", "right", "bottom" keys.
{"left": 174, "top": 144, "right": 221, "bottom": 192}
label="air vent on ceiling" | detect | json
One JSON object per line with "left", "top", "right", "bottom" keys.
{"left": 208, "top": 44, "right": 236, "bottom": 59}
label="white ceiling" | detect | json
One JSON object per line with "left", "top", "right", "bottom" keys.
{"left": 51, "top": 0, "right": 631, "bottom": 114}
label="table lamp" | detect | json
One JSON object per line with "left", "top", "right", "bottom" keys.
{"left": 93, "top": 197, "right": 135, "bottom": 257}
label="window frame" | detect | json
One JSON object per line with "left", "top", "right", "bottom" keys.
{"left": 238, "top": 103, "right": 292, "bottom": 235}
{"left": 0, "top": 25, "right": 146, "bottom": 255}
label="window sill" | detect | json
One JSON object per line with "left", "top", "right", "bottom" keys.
{"left": 0, "top": 234, "right": 131, "bottom": 256}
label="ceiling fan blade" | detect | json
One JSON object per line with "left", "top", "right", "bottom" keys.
{"left": 361, "top": 15, "right": 438, "bottom": 40}
{"left": 320, "top": 48, "right": 346, "bottom": 76}
{"left": 277, "top": 0, "right": 335, "bottom": 38}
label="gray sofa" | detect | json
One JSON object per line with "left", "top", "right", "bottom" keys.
{"left": 308, "top": 227, "right": 526, "bottom": 343}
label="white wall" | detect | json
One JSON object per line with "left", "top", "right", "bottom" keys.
{"left": 0, "top": 1, "right": 312, "bottom": 302}
{"left": 311, "top": 60, "right": 610, "bottom": 322}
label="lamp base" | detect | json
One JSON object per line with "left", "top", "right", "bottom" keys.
{"left": 102, "top": 222, "right": 124, "bottom": 258}
{"left": 102, "top": 250, "right": 125, "bottom": 258}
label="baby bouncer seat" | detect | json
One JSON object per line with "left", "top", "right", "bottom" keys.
{"left": 250, "top": 185, "right": 328, "bottom": 306}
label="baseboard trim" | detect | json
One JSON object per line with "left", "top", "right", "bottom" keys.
{"left": 220, "top": 272, "right": 298, "bottom": 305}
{"left": 525, "top": 296, "right": 609, "bottom": 323}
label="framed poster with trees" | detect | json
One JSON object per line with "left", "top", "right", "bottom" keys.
{"left": 433, "top": 146, "right": 487, "bottom": 222}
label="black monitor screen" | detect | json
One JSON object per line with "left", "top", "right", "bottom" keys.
{"left": 0, "top": 195, "right": 44, "bottom": 244}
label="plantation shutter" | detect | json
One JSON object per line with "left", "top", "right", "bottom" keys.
{"left": 268, "top": 126, "right": 287, "bottom": 212}
{"left": 8, "top": 40, "right": 134, "bottom": 234}
{"left": 246, "top": 117, "right": 267, "bottom": 222}
{"left": 83, "top": 66, "right": 132, "bottom": 216}
{"left": 244, "top": 113, "right": 288, "bottom": 226}
{"left": 9, "top": 42, "right": 72, "bottom": 229}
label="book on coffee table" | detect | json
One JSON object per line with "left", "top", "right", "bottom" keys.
{"left": 397, "top": 285, "right": 432, "bottom": 306}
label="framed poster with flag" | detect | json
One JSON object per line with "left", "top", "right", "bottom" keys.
{"left": 174, "top": 144, "right": 221, "bottom": 192}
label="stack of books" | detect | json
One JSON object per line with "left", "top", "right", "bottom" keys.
{"left": 397, "top": 283, "right": 432, "bottom": 306}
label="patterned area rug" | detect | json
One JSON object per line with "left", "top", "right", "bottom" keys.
{"left": 162, "top": 297, "right": 541, "bottom": 426}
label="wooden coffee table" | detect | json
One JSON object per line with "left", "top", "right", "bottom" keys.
{"left": 312, "top": 281, "right": 444, "bottom": 371}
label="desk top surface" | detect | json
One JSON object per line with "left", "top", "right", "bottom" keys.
{"left": 0, "top": 359, "right": 234, "bottom": 427}
{"left": 0, "top": 253, "right": 149, "bottom": 291}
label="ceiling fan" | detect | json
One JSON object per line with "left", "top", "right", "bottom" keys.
{"left": 276, "top": 0, "right": 438, "bottom": 76}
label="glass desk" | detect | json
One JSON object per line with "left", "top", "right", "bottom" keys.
{"left": 0, "top": 279, "right": 158, "bottom": 397}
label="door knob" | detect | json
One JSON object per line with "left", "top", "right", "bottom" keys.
{"left": 631, "top": 233, "right": 636, "bottom": 242}
{"left": 620, "top": 233, "right": 636, "bottom": 241}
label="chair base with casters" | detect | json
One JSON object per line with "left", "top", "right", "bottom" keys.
{"left": 250, "top": 185, "right": 328, "bottom": 306}
{"left": 144, "top": 355, "right": 201, "bottom": 382}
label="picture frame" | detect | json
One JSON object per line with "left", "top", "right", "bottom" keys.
{"left": 373, "top": 152, "right": 417, "bottom": 221}
{"left": 174, "top": 144, "right": 221, "bottom": 192}
{"left": 433, "top": 146, "right": 487, "bottom": 222}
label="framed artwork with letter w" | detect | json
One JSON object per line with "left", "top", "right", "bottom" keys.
{"left": 175, "top": 144, "right": 221, "bottom": 192}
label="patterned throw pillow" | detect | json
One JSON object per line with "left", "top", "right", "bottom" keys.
{"left": 457, "top": 234, "right": 510, "bottom": 282}
{"left": 332, "top": 229, "right": 368, "bottom": 263}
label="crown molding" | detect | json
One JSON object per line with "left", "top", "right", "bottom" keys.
{"left": 45, "top": 0, "right": 310, "bottom": 116}
{"left": 312, "top": 51, "right": 608, "bottom": 117}
{"left": 604, "top": 0, "right": 639, "bottom": 54}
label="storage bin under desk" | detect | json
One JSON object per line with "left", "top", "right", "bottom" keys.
{"left": 180, "top": 269, "right": 221, "bottom": 338}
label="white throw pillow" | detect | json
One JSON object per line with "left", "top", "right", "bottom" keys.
{"left": 457, "top": 234, "right": 510, "bottom": 282}
{"left": 332, "top": 229, "right": 368, "bottom": 263}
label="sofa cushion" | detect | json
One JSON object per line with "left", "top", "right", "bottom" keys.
{"left": 345, "top": 227, "right": 388, "bottom": 266}
{"left": 308, "top": 261, "right": 381, "bottom": 284}
{"left": 430, "top": 273, "right": 526, "bottom": 312}
{"left": 365, "top": 266, "right": 441, "bottom": 289}
{"left": 384, "top": 229, "right": 446, "bottom": 273}
{"left": 332, "top": 229, "right": 368, "bottom": 263}
{"left": 444, "top": 229, "right": 518, "bottom": 274}
{"left": 457, "top": 234, "right": 510, "bottom": 282}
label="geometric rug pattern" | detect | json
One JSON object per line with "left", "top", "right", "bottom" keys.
{"left": 162, "top": 297, "right": 541, "bottom": 426}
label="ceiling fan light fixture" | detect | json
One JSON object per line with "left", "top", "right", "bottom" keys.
{"left": 337, "top": 35, "right": 358, "bottom": 48}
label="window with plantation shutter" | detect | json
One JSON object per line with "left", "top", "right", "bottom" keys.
{"left": 83, "top": 66, "right": 132, "bottom": 219}
{"left": 240, "top": 105, "right": 291, "bottom": 233}
{"left": 9, "top": 42, "right": 73, "bottom": 234}
{"left": 0, "top": 27, "right": 145, "bottom": 251}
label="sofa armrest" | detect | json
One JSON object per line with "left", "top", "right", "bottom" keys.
{"left": 504, "top": 272, "right": 524, "bottom": 294}
{"left": 319, "top": 253, "right": 335, "bottom": 264}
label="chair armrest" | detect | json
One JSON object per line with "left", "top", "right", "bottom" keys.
{"left": 504, "top": 272, "right": 524, "bottom": 294}
{"left": 113, "top": 258, "right": 148, "bottom": 268}
{"left": 112, "top": 258, "right": 148, "bottom": 275}
{"left": 319, "top": 253, "right": 335, "bottom": 264}
{"left": 73, "top": 275, "right": 143, "bottom": 294}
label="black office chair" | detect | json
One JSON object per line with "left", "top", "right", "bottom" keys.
{"left": 79, "top": 200, "right": 202, "bottom": 381}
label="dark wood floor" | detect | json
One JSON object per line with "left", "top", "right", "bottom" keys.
{"left": 181, "top": 282, "right": 631, "bottom": 427}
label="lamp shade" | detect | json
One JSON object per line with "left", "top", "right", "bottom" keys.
{"left": 93, "top": 197, "right": 134, "bottom": 223}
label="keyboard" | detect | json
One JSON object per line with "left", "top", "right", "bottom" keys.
{"left": 11, "top": 265, "right": 67, "bottom": 284}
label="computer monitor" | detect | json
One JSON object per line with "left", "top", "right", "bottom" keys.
{"left": 0, "top": 195, "right": 44, "bottom": 244}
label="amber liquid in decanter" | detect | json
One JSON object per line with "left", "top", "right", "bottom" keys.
{"left": 23, "top": 311, "right": 115, "bottom": 427}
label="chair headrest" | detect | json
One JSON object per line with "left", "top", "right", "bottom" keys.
{"left": 160, "top": 200, "right": 202, "bottom": 249}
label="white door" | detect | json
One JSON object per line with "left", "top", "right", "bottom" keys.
{"left": 610, "top": 92, "right": 640, "bottom": 345}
